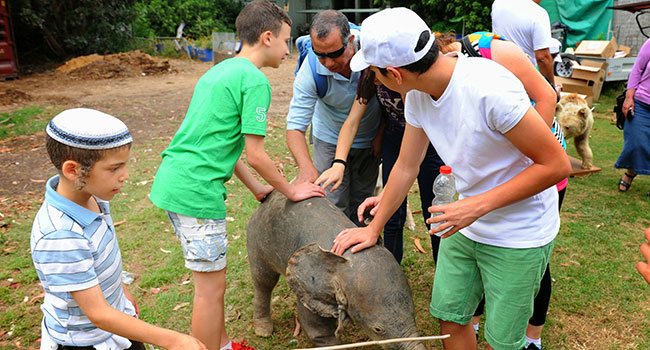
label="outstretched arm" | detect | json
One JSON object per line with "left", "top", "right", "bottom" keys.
{"left": 72, "top": 286, "right": 207, "bottom": 350}
{"left": 331, "top": 124, "right": 429, "bottom": 255}
{"left": 286, "top": 129, "right": 320, "bottom": 184}
{"left": 246, "top": 134, "right": 325, "bottom": 201}
{"left": 535, "top": 48, "right": 555, "bottom": 86}
{"left": 636, "top": 228, "right": 650, "bottom": 285}
{"left": 234, "top": 158, "right": 274, "bottom": 201}
{"left": 315, "top": 99, "right": 368, "bottom": 191}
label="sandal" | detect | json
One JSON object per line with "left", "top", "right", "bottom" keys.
{"left": 618, "top": 172, "right": 637, "bottom": 192}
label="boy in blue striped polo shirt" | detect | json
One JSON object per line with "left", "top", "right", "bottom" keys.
{"left": 30, "top": 108, "right": 206, "bottom": 350}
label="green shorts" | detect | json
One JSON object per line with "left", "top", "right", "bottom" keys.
{"left": 429, "top": 233, "right": 553, "bottom": 350}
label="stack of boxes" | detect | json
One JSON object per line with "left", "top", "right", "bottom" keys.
{"left": 555, "top": 38, "right": 630, "bottom": 106}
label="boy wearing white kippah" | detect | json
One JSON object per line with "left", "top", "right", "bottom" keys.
{"left": 30, "top": 108, "right": 207, "bottom": 350}
{"left": 149, "top": 1, "right": 325, "bottom": 350}
{"left": 330, "top": 8, "right": 572, "bottom": 350}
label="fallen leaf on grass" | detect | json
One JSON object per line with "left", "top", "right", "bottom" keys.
{"left": 30, "top": 179, "right": 46, "bottom": 183}
{"left": 412, "top": 210, "right": 423, "bottom": 215}
{"left": 595, "top": 222, "right": 604, "bottom": 229}
{"left": 3, "top": 246, "right": 17, "bottom": 254}
{"left": 412, "top": 237, "right": 427, "bottom": 254}
{"left": 173, "top": 302, "right": 190, "bottom": 311}
{"left": 9, "top": 282, "right": 20, "bottom": 289}
{"left": 179, "top": 273, "right": 191, "bottom": 285}
{"left": 226, "top": 217, "right": 235, "bottom": 222}
{"left": 22, "top": 296, "right": 28, "bottom": 303}
{"left": 151, "top": 286, "right": 169, "bottom": 294}
{"left": 30, "top": 292, "right": 45, "bottom": 304}
{"left": 225, "top": 304, "right": 241, "bottom": 322}
{"left": 293, "top": 314, "right": 301, "bottom": 337}
{"left": 160, "top": 248, "right": 172, "bottom": 254}
{"left": 114, "top": 220, "right": 127, "bottom": 227}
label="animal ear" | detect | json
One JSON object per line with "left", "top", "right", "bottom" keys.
{"left": 555, "top": 103, "right": 563, "bottom": 114}
{"left": 579, "top": 107, "right": 591, "bottom": 119}
{"left": 286, "top": 243, "right": 348, "bottom": 318}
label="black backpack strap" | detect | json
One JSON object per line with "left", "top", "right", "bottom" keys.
{"left": 460, "top": 35, "right": 481, "bottom": 57}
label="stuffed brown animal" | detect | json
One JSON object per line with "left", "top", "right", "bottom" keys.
{"left": 556, "top": 94, "right": 594, "bottom": 169}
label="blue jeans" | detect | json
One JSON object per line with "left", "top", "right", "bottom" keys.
{"left": 381, "top": 126, "right": 444, "bottom": 264}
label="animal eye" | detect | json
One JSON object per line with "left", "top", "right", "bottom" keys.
{"left": 372, "top": 326, "right": 385, "bottom": 335}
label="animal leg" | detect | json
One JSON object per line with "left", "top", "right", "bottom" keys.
{"left": 574, "top": 133, "right": 593, "bottom": 169}
{"left": 297, "top": 300, "right": 341, "bottom": 346}
{"left": 250, "top": 260, "right": 280, "bottom": 337}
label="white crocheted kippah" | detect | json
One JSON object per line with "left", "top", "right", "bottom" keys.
{"left": 46, "top": 108, "right": 133, "bottom": 150}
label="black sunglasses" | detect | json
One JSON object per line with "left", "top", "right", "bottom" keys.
{"left": 313, "top": 44, "right": 347, "bottom": 59}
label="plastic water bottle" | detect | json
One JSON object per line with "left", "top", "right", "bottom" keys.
{"left": 431, "top": 165, "right": 456, "bottom": 237}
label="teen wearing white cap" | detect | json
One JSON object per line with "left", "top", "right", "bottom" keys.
{"left": 31, "top": 109, "right": 207, "bottom": 350}
{"left": 331, "top": 8, "right": 571, "bottom": 350}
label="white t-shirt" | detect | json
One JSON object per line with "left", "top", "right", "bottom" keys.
{"left": 491, "top": 0, "right": 553, "bottom": 66}
{"left": 404, "top": 54, "right": 559, "bottom": 248}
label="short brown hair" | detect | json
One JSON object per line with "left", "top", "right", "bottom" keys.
{"left": 45, "top": 133, "right": 131, "bottom": 188}
{"left": 236, "top": 0, "right": 292, "bottom": 46}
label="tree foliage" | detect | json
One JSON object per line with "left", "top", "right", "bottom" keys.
{"left": 12, "top": 0, "right": 137, "bottom": 59}
{"left": 9, "top": 0, "right": 243, "bottom": 63}
{"left": 134, "top": 0, "right": 243, "bottom": 39}
{"left": 384, "top": 0, "right": 492, "bottom": 35}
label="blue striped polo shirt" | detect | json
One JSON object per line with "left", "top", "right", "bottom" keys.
{"left": 30, "top": 175, "right": 133, "bottom": 347}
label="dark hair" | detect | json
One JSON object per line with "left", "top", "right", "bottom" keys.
{"left": 356, "top": 69, "right": 376, "bottom": 104}
{"left": 236, "top": 0, "right": 292, "bottom": 46}
{"left": 378, "top": 30, "right": 439, "bottom": 76}
{"left": 311, "top": 10, "right": 350, "bottom": 45}
{"left": 46, "top": 133, "right": 132, "bottom": 189}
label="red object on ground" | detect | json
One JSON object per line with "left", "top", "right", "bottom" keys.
{"left": 0, "top": 0, "right": 19, "bottom": 79}
{"left": 231, "top": 340, "right": 256, "bottom": 350}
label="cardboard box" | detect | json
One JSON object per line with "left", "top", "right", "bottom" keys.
{"left": 580, "top": 59, "right": 609, "bottom": 71}
{"left": 571, "top": 61, "right": 606, "bottom": 83}
{"left": 555, "top": 76, "right": 604, "bottom": 101}
{"left": 560, "top": 91, "right": 592, "bottom": 106}
{"left": 574, "top": 37, "right": 618, "bottom": 58}
{"left": 615, "top": 44, "right": 631, "bottom": 58}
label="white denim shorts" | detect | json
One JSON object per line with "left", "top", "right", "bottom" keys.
{"left": 166, "top": 211, "right": 227, "bottom": 272}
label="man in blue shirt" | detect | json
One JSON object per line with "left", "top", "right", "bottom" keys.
{"left": 286, "top": 10, "right": 382, "bottom": 225}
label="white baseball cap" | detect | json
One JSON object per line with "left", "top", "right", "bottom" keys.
{"left": 350, "top": 7, "right": 434, "bottom": 72}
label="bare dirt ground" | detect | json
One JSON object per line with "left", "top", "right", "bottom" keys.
{"left": 0, "top": 52, "right": 296, "bottom": 200}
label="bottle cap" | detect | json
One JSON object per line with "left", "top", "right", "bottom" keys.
{"left": 440, "top": 165, "right": 452, "bottom": 174}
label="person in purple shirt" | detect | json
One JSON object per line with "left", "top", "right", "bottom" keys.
{"left": 616, "top": 38, "right": 650, "bottom": 194}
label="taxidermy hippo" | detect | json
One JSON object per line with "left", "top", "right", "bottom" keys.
{"left": 246, "top": 191, "right": 427, "bottom": 350}
{"left": 556, "top": 93, "right": 594, "bottom": 169}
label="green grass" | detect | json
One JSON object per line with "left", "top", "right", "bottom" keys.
{"left": 0, "top": 106, "right": 56, "bottom": 139}
{"left": 2, "top": 91, "right": 650, "bottom": 349}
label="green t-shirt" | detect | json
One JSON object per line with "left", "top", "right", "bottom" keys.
{"left": 149, "top": 58, "right": 270, "bottom": 219}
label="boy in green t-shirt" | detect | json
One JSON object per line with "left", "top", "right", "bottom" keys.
{"left": 149, "top": 1, "right": 325, "bottom": 349}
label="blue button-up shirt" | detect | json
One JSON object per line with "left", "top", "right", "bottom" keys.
{"left": 286, "top": 55, "right": 381, "bottom": 148}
